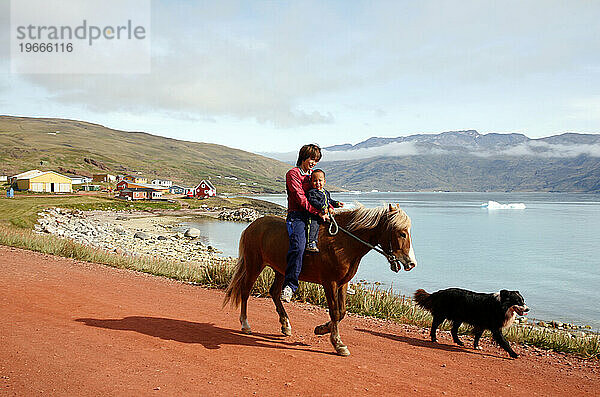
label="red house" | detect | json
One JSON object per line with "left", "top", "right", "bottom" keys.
{"left": 118, "top": 188, "right": 148, "bottom": 200}
{"left": 116, "top": 180, "right": 129, "bottom": 191}
{"left": 194, "top": 180, "right": 217, "bottom": 199}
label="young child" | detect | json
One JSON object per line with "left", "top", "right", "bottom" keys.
{"left": 305, "top": 169, "right": 343, "bottom": 253}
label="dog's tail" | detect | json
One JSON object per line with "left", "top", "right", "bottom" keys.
{"left": 413, "top": 289, "right": 433, "bottom": 311}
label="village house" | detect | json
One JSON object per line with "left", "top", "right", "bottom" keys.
{"left": 151, "top": 179, "right": 173, "bottom": 187}
{"left": 116, "top": 180, "right": 170, "bottom": 192}
{"left": 0, "top": 175, "right": 7, "bottom": 183}
{"left": 67, "top": 175, "right": 93, "bottom": 185}
{"left": 92, "top": 173, "right": 116, "bottom": 182}
{"left": 13, "top": 170, "right": 72, "bottom": 193}
{"left": 9, "top": 169, "right": 41, "bottom": 185}
{"left": 169, "top": 185, "right": 194, "bottom": 195}
{"left": 118, "top": 188, "right": 147, "bottom": 201}
{"left": 194, "top": 179, "right": 217, "bottom": 199}
{"left": 118, "top": 187, "right": 163, "bottom": 201}
{"left": 123, "top": 174, "right": 147, "bottom": 184}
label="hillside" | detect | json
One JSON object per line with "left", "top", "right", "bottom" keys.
{"left": 0, "top": 116, "right": 289, "bottom": 193}
{"left": 321, "top": 154, "right": 600, "bottom": 192}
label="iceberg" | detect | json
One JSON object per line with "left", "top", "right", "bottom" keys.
{"left": 482, "top": 201, "right": 526, "bottom": 210}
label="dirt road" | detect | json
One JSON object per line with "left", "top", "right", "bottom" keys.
{"left": 1, "top": 245, "right": 598, "bottom": 396}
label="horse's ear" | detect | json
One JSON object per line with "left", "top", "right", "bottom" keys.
{"left": 388, "top": 203, "right": 398, "bottom": 212}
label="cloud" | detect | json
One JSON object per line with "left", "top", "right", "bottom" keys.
{"left": 12, "top": 1, "right": 360, "bottom": 127}
{"left": 4, "top": 1, "right": 600, "bottom": 136}
{"left": 313, "top": 140, "right": 600, "bottom": 161}
{"left": 474, "top": 141, "right": 600, "bottom": 158}
{"left": 322, "top": 142, "right": 421, "bottom": 161}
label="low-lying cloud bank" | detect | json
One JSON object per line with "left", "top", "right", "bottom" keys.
{"left": 262, "top": 140, "right": 600, "bottom": 162}
{"left": 319, "top": 141, "right": 600, "bottom": 161}
{"left": 474, "top": 141, "right": 600, "bottom": 158}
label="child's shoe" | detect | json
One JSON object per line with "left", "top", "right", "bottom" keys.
{"left": 305, "top": 241, "right": 319, "bottom": 253}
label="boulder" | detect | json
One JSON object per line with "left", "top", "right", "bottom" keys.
{"left": 184, "top": 228, "right": 201, "bottom": 238}
{"left": 133, "top": 231, "right": 151, "bottom": 240}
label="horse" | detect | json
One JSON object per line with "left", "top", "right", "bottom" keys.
{"left": 223, "top": 203, "right": 417, "bottom": 356}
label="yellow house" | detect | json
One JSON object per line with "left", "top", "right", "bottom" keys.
{"left": 16, "top": 171, "right": 73, "bottom": 193}
{"left": 123, "top": 174, "right": 147, "bottom": 184}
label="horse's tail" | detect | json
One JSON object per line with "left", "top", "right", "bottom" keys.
{"left": 413, "top": 289, "right": 433, "bottom": 312}
{"left": 223, "top": 229, "right": 248, "bottom": 308}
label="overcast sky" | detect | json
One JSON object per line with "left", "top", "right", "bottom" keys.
{"left": 1, "top": 0, "right": 599, "bottom": 153}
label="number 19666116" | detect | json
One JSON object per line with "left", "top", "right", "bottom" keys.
{"left": 19, "top": 43, "right": 73, "bottom": 52}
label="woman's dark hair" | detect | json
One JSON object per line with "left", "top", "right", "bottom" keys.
{"left": 296, "top": 144, "right": 322, "bottom": 167}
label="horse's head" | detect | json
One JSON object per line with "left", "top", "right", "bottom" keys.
{"left": 382, "top": 204, "right": 417, "bottom": 273}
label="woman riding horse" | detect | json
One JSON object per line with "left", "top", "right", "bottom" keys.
{"left": 224, "top": 203, "right": 417, "bottom": 356}
{"left": 281, "top": 144, "right": 329, "bottom": 303}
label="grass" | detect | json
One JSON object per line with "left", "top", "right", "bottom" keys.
{"left": 0, "top": 194, "right": 598, "bottom": 359}
{"left": 0, "top": 193, "right": 283, "bottom": 229}
{"left": 0, "top": 194, "right": 181, "bottom": 229}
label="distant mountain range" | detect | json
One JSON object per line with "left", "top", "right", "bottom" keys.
{"left": 317, "top": 130, "right": 600, "bottom": 193}
{"left": 324, "top": 130, "right": 600, "bottom": 152}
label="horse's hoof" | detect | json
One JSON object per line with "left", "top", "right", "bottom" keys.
{"left": 281, "top": 326, "right": 292, "bottom": 336}
{"left": 336, "top": 345, "right": 351, "bottom": 357}
{"left": 241, "top": 327, "right": 252, "bottom": 334}
{"left": 314, "top": 324, "right": 330, "bottom": 335}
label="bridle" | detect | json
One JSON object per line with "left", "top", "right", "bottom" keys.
{"left": 328, "top": 214, "right": 405, "bottom": 272}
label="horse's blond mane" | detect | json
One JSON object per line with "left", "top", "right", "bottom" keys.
{"left": 337, "top": 204, "right": 410, "bottom": 232}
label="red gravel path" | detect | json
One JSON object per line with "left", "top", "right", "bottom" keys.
{"left": 1, "top": 245, "right": 598, "bottom": 396}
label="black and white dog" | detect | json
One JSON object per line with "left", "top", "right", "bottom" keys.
{"left": 414, "top": 288, "right": 529, "bottom": 358}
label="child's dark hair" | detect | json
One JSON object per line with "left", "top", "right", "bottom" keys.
{"left": 311, "top": 169, "right": 326, "bottom": 178}
{"left": 296, "top": 144, "right": 322, "bottom": 166}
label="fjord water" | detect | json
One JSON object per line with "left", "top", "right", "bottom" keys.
{"left": 186, "top": 192, "right": 600, "bottom": 329}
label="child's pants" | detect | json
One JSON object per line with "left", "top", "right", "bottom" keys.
{"left": 306, "top": 215, "right": 320, "bottom": 246}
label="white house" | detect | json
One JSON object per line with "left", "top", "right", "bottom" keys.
{"left": 68, "top": 175, "right": 93, "bottom": 185}
{"left": 151, "top": 179, "right": 173, "bottom": 187}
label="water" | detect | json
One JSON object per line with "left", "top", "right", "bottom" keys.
{"left": 182, "top": 192, "right": 600, "bottom": 329}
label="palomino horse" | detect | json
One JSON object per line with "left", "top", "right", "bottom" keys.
{"left": 223, "top": 204, "right": 417, "bottom": 356}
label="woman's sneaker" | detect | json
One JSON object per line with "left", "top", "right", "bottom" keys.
{"left": 305, "top": 241, "right": 319, "bottom": 253}
{"left": 281, "top": 285, "right": 293, "bottom": 302}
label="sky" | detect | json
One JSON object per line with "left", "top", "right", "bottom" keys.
{"left": 1, "top": 0, "right": 600, "bottom": 154}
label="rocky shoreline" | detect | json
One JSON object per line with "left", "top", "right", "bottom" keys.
{"left": 35, "top": 207, "right": 239, "bottom": 266}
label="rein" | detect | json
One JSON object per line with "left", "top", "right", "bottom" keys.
{"left": 328, "top": 214, "right": 398, "bottom": 265}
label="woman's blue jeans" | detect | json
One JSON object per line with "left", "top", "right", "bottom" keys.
{"left": 284, "top": 211, "right": 307, "bottom": 292}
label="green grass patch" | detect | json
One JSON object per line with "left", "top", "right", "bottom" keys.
{"left": 0, "top": 195, "right": 181, "bottom": 229}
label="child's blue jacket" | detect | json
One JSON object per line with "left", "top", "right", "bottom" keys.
{"left": 306, "top": 188, "right": 341, "bottom": 212}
